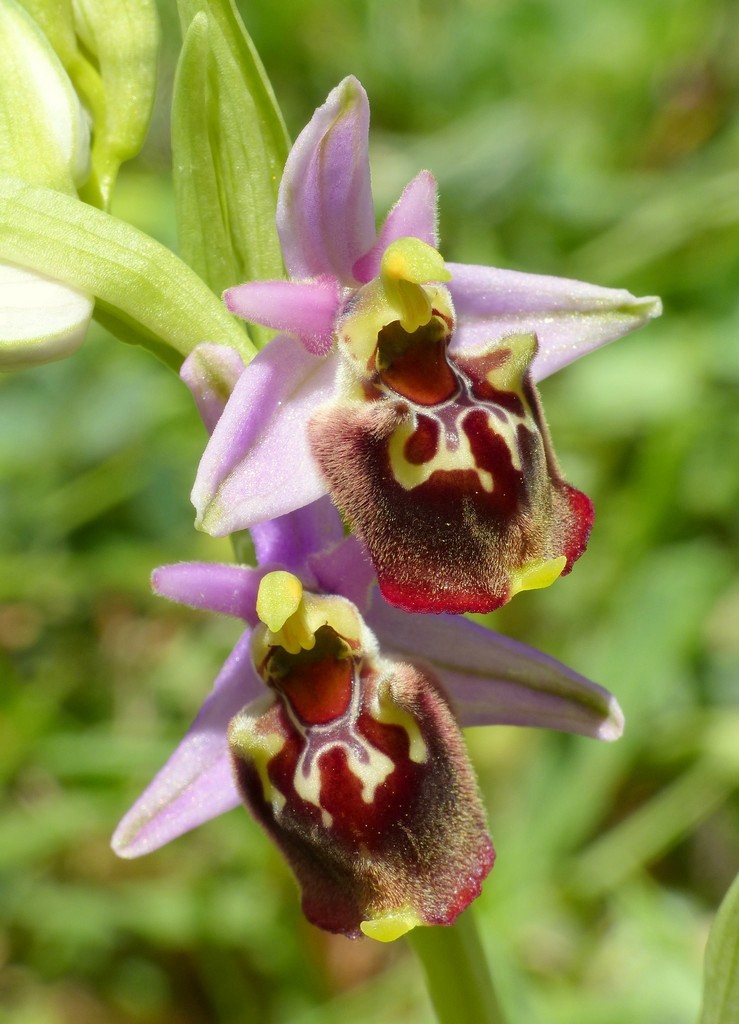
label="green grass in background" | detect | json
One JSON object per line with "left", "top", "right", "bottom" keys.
{"left": 1, "top": 0, "right": 737, "bottom": 1021}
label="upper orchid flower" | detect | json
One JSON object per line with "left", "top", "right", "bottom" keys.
{"left": 112, "top": 345, "right": 623, "bottom": 941}
{"left": 192, "top": 77, "right": 660, "bottom": 615}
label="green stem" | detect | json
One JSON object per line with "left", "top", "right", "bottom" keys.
{"left": 408, "top": 909, "right": 507, "bottom": 1024}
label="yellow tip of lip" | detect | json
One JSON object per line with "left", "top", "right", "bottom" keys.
{"left": 509, "top": 555, "right": 567, "bottom": 598}
{"left": 360, "top": 911, "right": 420, "bottom": 942}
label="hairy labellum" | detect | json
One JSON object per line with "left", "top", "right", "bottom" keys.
{"left": 229, "top": 581, "right": 493, "bottom": 940}
{"left": 310, "top": 273, "right": 593, "bottom": 613}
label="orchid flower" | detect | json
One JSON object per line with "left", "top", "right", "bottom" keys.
{"left": 112, "top": 345, "right": 623, "bottom": 941}
{"left": 192, "top": 76, "right": 661, "bottom": 615}
{"left": 112, "top": 497, "right": 623, "bottom": 941}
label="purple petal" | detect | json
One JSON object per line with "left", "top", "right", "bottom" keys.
{"left": 111, "top": 630, "right": 260, "bottom": 857}
{"left": 192, "top": 335, "right": 340, "bottom": 537}
{"left": 224, "top": 277, "right": 341, "bottom": 356}
{"left": 308, "top": 534, "right": 376, "bottom": 612}
{"left": 250, "top": 495, "right": 345, "bottom": 576}
{"left": 352, "top": 171, "right": 439, "bottom": 283}
{"left": 447, "top": 262, "right": 662, "bottom": 381}
{"left": 180, "top": 344, "right": 246, "bottom": 434}
{"left": 365, "top": 593, "right": 623, "bottom": 741}
{"left": 277, "top": 76, "right": 376, "bottom": 283}
{"left": 152, "top": 563, "right": 264, "bottom": 625}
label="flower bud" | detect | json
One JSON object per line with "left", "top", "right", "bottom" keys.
{"left": 0, "top": 0, "right": 90, "bottom": 191}
{"left": 0, "top": 0, "right": 93, "bottom": 370}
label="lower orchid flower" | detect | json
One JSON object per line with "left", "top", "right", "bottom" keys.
{"left": 192, "top": 76, "right": 661, "bottom": 614}
{"left": 112, "top": 494, "right": 623, "bottom": 939}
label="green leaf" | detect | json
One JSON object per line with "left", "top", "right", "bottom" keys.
{"left": 699, "top": 872, "right": 739, "bottom": 1024}
{"left": 0, "top": 175, "right": 255, "bottom": 367}
{"left": 177, "top": 0, "right": 289, "bottom": 193}
{"left": 172, "top": 15, "right": 246, "bottom": 304}
{"left": 172, "top": 2, "right": 288, "bottom": 347}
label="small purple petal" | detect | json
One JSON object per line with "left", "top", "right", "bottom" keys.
{"left": 308, "top": 534, "right": 376, "bottom": 612}
{"left": 180, "top": 344, "right": 246, "bottom": 434}
{"left": 250, "top": 496, "right": 345, "bottom": 577}
{"left": 447, "top": 262, "right": 662, "bottom": 381}
{"left": 111, "top": 630, "right": 260, "bottom": 858}
{"left": 365, "top": 593, "right": 623, "bottom": 741}
{"left": 152, "top": 563, "right": 264, "bottom": 625}
{"left": 224, "top": 277, "right": 342, "bottom": 356}
{"left": 277, "top": 76, "right": 376, "bottom": 283}
{"left": 352, "top": 170, "right": 439, "bottom": 283}
{"left": 192, "top": 335, "right": 340, "bottom": 537}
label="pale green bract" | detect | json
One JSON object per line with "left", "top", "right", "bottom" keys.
{"left": 0, "top": 176, "right": 255, "bottom": 369}
{"left": 172, "top": 0, "right": 289, "bottom": 348}
{"left": 68, "top": 0, "right": 160, "bottom": 209}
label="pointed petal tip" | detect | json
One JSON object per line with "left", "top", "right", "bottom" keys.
{"left": 150, "top": 565, "right": 164, "bottom": 594}
{"left": 194, "top": 501, "right": 232, "bottom": 538}
{"left": 191, "top": 483, "right": 235, "bottom": 537}
{"left": 149, "top": 563, "right": 187, "bottom": 602}
{"left": 640, "top": 294, "right": 663, "bottom": 320}
{"left": 620, "top": 292, "right": 662, "bottom": 326}
{"left": 110, "top": 837, "right": 136, "bottom": 860}
{"left": 278, "top": 76, "right": 374, "bottom": 281}
{"left": 598, "top": 696, "right": 625, "bottom": 742}
{"left": 222, "top": 287, "right": 240, "bottom": 315}
{"left": 333, "top": 74, "right": 367, "bottom": 105}
{"left": 110, "top": 818, "right": 148, "bottom": 860}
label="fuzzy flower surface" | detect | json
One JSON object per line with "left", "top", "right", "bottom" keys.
{"left": 113, "top": 346, "right": 623, "bottom": 941}
{"left": 192, "top": 77, "right": 661, "bottom": 615}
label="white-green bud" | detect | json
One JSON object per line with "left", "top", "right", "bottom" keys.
{"left": 0, "top": 1, "right": 93, "bottom": 369}
{"left": 0, "top": 0, "right": 90, "bottom": 191}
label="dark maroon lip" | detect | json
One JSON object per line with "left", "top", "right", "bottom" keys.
{"left": 309, "top": 331, "right": 593, "bottom": 615}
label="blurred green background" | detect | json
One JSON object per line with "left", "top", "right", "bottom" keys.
{"left": 1, "top": 0, "right": 738, "bottom": 1021}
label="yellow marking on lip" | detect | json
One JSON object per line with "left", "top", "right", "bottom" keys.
{"left": 293, "top": 733, "right": 395, "bottom": 818}
{"left": 229, "top": 711, "right": 287, "bottom": 813}
{"left": 373, "top": 681, "right": 428, "bottom": 764}
{"left": 388, "top": 416, "right": 502, "bottom": 492}
{"left": 486, "top": 332, "right": 537, "bottom": 391}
